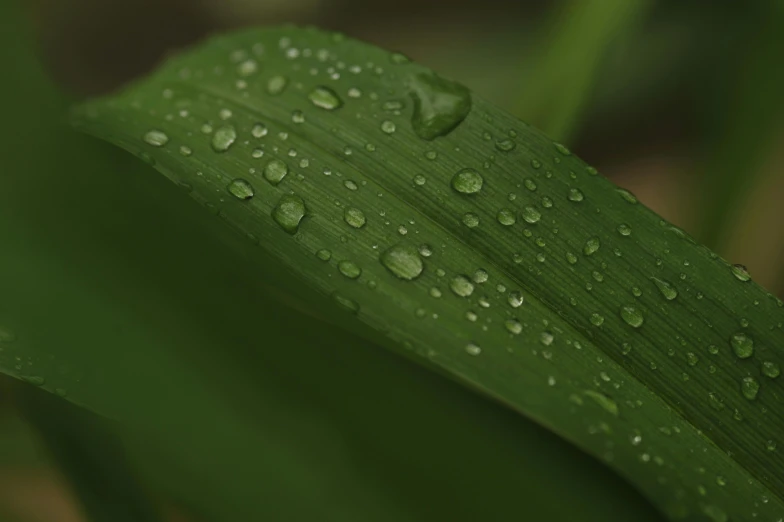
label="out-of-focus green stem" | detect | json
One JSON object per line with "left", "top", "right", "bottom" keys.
{"left": 695, "top": 3, "right": 784, "bottom": 252}
{"left": 517, "top": 0, "right": 651, "bottom": 143}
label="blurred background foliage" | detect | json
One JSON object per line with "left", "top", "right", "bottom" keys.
{"left": 2, "top": 0, "right": 783, "bottom": 520}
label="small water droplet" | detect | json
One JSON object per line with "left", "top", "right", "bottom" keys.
{"left": 620, "top": 305, "right": 644, "bottom": 328}
{"left": 567, "top": 188, "right": 584, "bottom": 202}
{"left": 237, "top": 59, "right": 258, "bottom": 77}
{"left": 495, "top": 139, "right": 516, "bottom": 152}
{"left": 380, "top": 244, "right": 424, "bottom": 280}
{"left": 409, "top": 73, "right": 471, "bottom": 140}
{"left": 472, "top": 269, "right": 489, "bottom": 283}
{"left": 462, "top": 212, "right": 480, "bottom": 228}
{"left": 617, "top": 223, "right": 632, "bottom": 236}
{"left": 766, "top": 440, "right": 777, "bottom": 452}
{"left": 263, "top": 159, "right": 288, "bottom": 185}
{"left": 590, "top": 313, "right": 605, "bottom": 326}
{"left": 179, "top": 145, "right": 193, "bottom": 156}
{"left": 652, "top": 277, "right": 678, "bottom": 300}
{"left": 272, "top": 194, "right": 306, "bottom": 234}
{"left": 267, "top": 75, "right": 288, "bottom": 95}
{"left": 451, "top": 168, "right": 483, "bottom": 194}
{"left": 524, "top": 178, "right": 537, "bottom": 191}
{"left": 740, "top": 376, "right": 760, "bottom": 400}
{"left": 143, "top": 129, "right": 169, "bottom": 147}
{"left": 496, "top": 208, "right": 516, "bottom": 226}
{"left": 338, "top": 260, "right": 362, "bottom": 279}
{"left": 540, "top": 332, "right": 554, "bottom": 346}
{"left": 566, "top": 252, "right": 578, "bottom": 264}
{"left": 450, "top": 275, "right": 474, "bottom": 297}
{"left": 344, "top": 207, "right": 366, "bottom": 228}
{"left": 731, "top": 264, "right": 751, "bottom": 281}
{"left": 730, "top": 332, "right": 754, "bottom": 359}
{"left": 291, "top": 110, "right": 305, "bottom": 124}
{"left": 309, "top": 85, "right": 343, "bottom": 110}
{"left": 762, "top": 361, "right": 780, "bottom": 378}
{"left": 227, "top": 178, "right": 255, "bottom": 200}
{"left": 554, "top": 142, "right": 571, "bottom": 155}
{"left": 316, "top": 249, "right": 332, "bottom": 261}
{"left": 211, "top": 126, "right": 237, "bottom": 152}
{"left": 521, "top": 206, "right": 541, "bottom": 224}
{"left": 252, "top": 123, "right": 268, "bottom": 138}
{"left": 583, "top": 237, "right": 600, "bottom": 256}
{"left": 413, "top": 174, "right": 426, "bottom": 186}
{"left": 333, "top": 291, "right": 359, "bottom": 314}
{"left": 583, "top": 391, "right": 619, "bottom": 416}
{"left": 418, "top": 244, "right": 433, "bottom": 257}
{"left": 616, "top": 188, "right": 638, "bottom": 204}
{"left": 465, "top": 343, "right": 482, "bottom": 356}
{"left": 380, "top": 120, "right": 396, "bottom": 134}
{"left": 508, "top": 291, "right": 523, "bottom": 308}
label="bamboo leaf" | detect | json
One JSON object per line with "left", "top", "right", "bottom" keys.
{"left": 60, "top": 25, "right": 784, "bottom": 521}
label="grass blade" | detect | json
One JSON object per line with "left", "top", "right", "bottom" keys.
{"left": 59, "top": 25, "right": 784, "bottom": 521}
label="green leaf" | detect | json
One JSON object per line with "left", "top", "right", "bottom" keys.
{"left": 0, "top": 9, "right": 662, "bottom": 521}
{"left": 58, "top": 25, "right": 784, "bottom": 521}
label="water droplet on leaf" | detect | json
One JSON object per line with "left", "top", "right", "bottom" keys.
{"left": 211, "top": 126, "right": 237, "bottom": 152}
{"left": 309, "top": 85, "right": 343, "bottom": 110}
{"left": 143, "top": 130, "right": 169, "bottom": 147}
{"left": 409, "top": 73, "right": 471, "bottom": 140}
{"left": 272, "top": 194, "right": 306, "bottom": 234}
{"left": 451, "top": 168, "right": 483, "bottom": 194}
{"left": 380, "top": 244, "right": 424, "bottom": 280}
{"left": 227, "top": 178, "right": 255, "bottom": 200}
{"left": 263, "top": 159, "right": 288, "bottom": 185}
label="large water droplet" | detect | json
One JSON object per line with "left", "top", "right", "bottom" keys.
{"left": 651, "top": 277, "right": 678, "bottom": 300}
{"left": 521, "top": 206, "right": 541, "bottom": 224}
{"left": 729, "top": 332, "right": 754, "bottom": 359}
{"left": 211, "top": 126, "right": 237, "bottom": 152}
{"left": 451, "top": 168, "right": 483, "bottom": 194}
{"left": 620, "top": 305, "right": 644, "bottom": 328}
{"left": 409, "top": 73, "right": 471, "bottom": 140}
{"left": 309, "top": 86, "right": 343, "bottom": 110}
{"left": 227, "top": 178, "right": 255, "bottom": 200}
{"left": 143, "top": 129, "right": 169, "bottom": 147}
{"left": 263, "top": 159, "right": 288, "bottom": 185}
{"left": 450, "top": 275, "right": 474, "bottom": 297}
{"left": 272, "top": 194, "right": 306, "bottom": 234}
{"left": 731, "top": 264, "right": 751, "bottom": 281}
{"left": 338, "top": 260, "right": 362, "bottom": 279}
{"left": 583, "top": 237, "right": 600, "bottom": 256}
{"left": 380, "top": 244, "right": 424, "bottom": 280}
{"left": 344, "top": 207, "right": 366, "bottom": 228}
{"left": 740, "top": 376, "right": 759, "bottom": 400}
